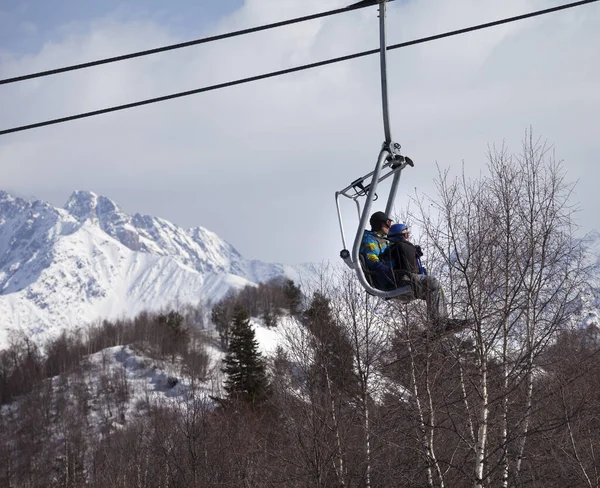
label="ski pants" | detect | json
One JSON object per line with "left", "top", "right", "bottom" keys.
{"left": 410, "top": 273, "right": 448, "bottom": 323}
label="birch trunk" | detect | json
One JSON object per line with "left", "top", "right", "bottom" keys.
{"left": 473, "top": 354, "right": 489, "bottom": 488}
{"left": 325, "top": 368, "right": 346, "bottom": 487}
{"left": 408, "top": 341, "right": 435, "bottom": 487}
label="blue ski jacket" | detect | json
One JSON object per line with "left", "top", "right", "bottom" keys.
{"left": 360, "top": 231, "right": 394, "bottom": 287}
{"left": 360, "top": 230, "right": 388, "bottom": 265}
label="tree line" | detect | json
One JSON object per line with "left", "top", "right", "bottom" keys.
{"left": 211, "top": 277, "right": 302, "bottom": 347}
{"left": 0, "top": 304, "right": 208, "bottom": 405}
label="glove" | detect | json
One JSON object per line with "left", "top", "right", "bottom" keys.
{"left": 415, "top": 245, "right": 424, "bottom": 257}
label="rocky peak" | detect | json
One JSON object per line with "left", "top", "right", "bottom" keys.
{"left": 0, "top": 191, "right": 28, "bottom": 218}
{"left": 64, "top": 190, "right": 100, "bottom": 221}
{"left": 64, "top": 190, "right": 125, "bottom": 221}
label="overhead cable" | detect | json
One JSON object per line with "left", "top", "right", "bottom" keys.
{"left": 0, "top": 0, "right": 597, "bottom": 136}
{"left": 0, "top": 0, "right": 387, "bottom": 86}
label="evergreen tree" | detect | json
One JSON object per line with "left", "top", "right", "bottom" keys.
{"left": 283, "top": 279, "right": 303, "bottom": 315}
{"left": 211, "top": 294, "right": 236, "bottom": 348}
{"left": 211, "top": 301, "right": 230, "bottom": 348}
{"left": 157, "top": 311, "right": 187, "bottom": 362}
{"left": 222, "top": 306, "right": 270, "bottom": 405}
{"left": 303, "top": 292, "right": 356, "bottom": 395}
{"left": 262, "top": 308, "right": 275, "bottom": 328}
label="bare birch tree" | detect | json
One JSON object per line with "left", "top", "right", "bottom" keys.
{"left": 332, "top": 269, "right": 394, "bottom": 488}
{"left": 411, "top": 130, "right": 588, "bottom": 486}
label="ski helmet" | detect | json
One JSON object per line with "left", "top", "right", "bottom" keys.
{"left": 388, "top": 223, "right": 408, "bottom": 237}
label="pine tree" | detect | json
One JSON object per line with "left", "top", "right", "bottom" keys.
{"left": 157, "top": 311, "right": 187, "bottom": 362}
{"left": 304, "top": 292, "right": 356, "bottom": 395}
{"left": 222, "top": 306, "right": 270, "bottom": 405}
{"left": 283, "top": 279, "right": 303, "bottom": 315}
{"left": 211, "top": 301, "right": 231, "bottom": 348}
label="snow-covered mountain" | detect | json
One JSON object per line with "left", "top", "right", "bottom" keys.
{"left": 0, "top": 190, "right": 315, "bottom": 348}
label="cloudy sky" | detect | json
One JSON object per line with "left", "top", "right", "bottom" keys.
{"left": 0, "top": 0, "right": 598, "bottom": 265}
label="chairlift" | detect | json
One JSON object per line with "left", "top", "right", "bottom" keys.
{"left": 335, "top": 0, "right": 414, "bottom": 300}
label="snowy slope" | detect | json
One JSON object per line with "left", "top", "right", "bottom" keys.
{"left": 0, "top": 190, "right": 315, "bottom": 348}
{"left": 0, "top": 313, "right": 302, "bottom": 444}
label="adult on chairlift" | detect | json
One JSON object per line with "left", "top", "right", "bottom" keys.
{"left": 359, "top": 211, "right": 396, "bottom": 290}
{"left": 383, "top": 223, "right": 467, "bottom": 332}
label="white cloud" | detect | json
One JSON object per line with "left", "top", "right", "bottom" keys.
{"left": 0, "top": 0, "right": 599, "bottom": 264}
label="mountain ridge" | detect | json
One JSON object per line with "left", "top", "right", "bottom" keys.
{"left": 0, "top": 190, "right": 315, "bottom": 348}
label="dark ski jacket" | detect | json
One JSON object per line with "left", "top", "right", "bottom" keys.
{"left": 383, "top": 237, "right": 426, "bottom": 276}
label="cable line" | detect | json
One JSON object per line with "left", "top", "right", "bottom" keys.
{"left": 0, "top": 0, "right": 596, "bottom": 136}
{"left": 0, "top": 0, "right": 386, "bottom": 86}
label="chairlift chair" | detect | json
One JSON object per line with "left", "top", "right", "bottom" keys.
{"left": 334, "top": 0, "right": 415, "bottom": 300}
